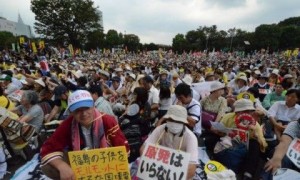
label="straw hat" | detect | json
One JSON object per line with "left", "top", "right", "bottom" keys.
{"left": 210, "top": 81, "right": 225, "bottom": 92}
{"left": 163, "top": 105, "right": 188, "bottom": 124}
{"left": 234, "top": 99, "right": 255, "bottom": 112}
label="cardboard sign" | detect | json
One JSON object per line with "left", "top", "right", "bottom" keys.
{"left": 286, "top": 138, "right": 300, "bottom": 168}
{"left": 68, "top": 146, "right": 130, "bottom": 180}
{"left": 137, "top": 143, "right": 190, "bottom": 180}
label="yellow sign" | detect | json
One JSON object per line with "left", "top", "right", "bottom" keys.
{"left": 68, "top": 146, "right": 130, "bottom": 180}
{"left": 31, "top": 42, "right": 37, "bottom": 53}
{"left": 19, "top": 37, "right": 25, "bottom": 44}
{"left": 39, "top": 40, "right": 45, "bottom": 49}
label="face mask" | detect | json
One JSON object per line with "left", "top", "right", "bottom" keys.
{"left": 166, "top": 121, "right": 184, "bottom": 134}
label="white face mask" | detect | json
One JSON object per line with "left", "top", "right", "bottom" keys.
{"left": 166, "top": 121, "right": 184, "bottom": 134}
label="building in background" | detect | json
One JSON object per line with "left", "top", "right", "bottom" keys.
{"left": 0, "top": 13, "right": 34, "bottom": 38}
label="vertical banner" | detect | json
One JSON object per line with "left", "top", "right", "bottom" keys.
{"left": 19, "top": 37, "right": 25, "bottom": 44}
{"left": 137, "top": 143, "right": 190, "bottom": 180}
{"left": 68, "top": 146, "right": 130, "bottom": 180}
{"left": 68, "top": 44, "right": 74, "bottom": 57}
{"left": 16, "top": 43, "right": 20, "bottom": 53}
{"left": 31, "top": 42, "right": 37, "bottom": 53}
{"left": 11, "top": 43, "right": 15, "bottom": 51}
{"left": 39, "top": 40, "right": 45, "bottom": 49}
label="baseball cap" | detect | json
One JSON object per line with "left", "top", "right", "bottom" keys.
{"left": 0, "top": 75, "right": 12, "bottom": 82}
{"left": 67, "top": 90, "right": 94, "bottom": 112}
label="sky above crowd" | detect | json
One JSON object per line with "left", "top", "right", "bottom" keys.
{"left": 0, "top": 0, "right": 299, "bottom": 45}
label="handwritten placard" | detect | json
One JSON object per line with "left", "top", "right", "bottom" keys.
{"left": 68, "top": 146, "right": 130, "bottom": 180}
{"left": 137, "top": 143, "right": 190, "bottom": 180}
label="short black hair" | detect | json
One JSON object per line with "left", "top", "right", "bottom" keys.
{"left": 286, "top": 89, "right": 300, "bottom": 100}
{"left": 247, "top": 87, "right": 259, "bottom": 98}
{"left": 175, "top": 83, "right": 192, "bottom": 97}
{"left": 88, "top": 84, "right": 103, "bottom": 97}
{"left": 143, "top": 75, "right": 154, "bottom": 84}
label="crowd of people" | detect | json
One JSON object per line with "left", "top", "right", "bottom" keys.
{"left": 0, "top": 48, "right": 300, "bottom": 179}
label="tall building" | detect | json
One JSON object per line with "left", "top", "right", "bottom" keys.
{"left": 0, "top": 13, "right": 34, "bottom": 38}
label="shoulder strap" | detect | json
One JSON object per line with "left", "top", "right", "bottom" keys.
{"left": 5, "top": 97, "right": 10, "bottom": 109}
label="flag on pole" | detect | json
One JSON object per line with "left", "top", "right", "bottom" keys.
{"left": 32, "top": 42, "right": 37, "bottom": 53}
{"left": 68, "top": 44, "right": 74, "bottom": 57}
{"left": 19, "top": 37, "right": 25, "bottom": 44}
{"left": 39, "top": 40, "right": 45, "bottom": 49}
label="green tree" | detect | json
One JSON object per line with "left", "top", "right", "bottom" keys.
{"left": 85, "top": 30, "right": 105, "bottom": 50}
{"left": 124, "top": 34, "right": 140, "bottom": 52}
{"left": 105, "top": 29, "right": 120, "bottom": 49}
{"left": 254, "top": 24, "right": 281, "bottom": 51}
{"left": 279, "top": 26, "right": 300, "bottom": 49}
{"left": 31, "top": 0, "right": 102, "bottom": 48}
{"left": 0, "top": 31, "right": 16, "bottom": 50}
{"left": 172, "top": 34, "right": 188, "bottom": 53}
{"left": 185, "top": 30, "right": 204, "bottom": 51}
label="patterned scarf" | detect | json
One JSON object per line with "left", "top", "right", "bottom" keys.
{"left": 71, "top": 108, "right": 107, "bottom": 150}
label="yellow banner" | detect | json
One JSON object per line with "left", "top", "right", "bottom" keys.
{"left": 31, "top": 42, "right": 37, "bottom": 53}
{"left": 19, "top": 37, "right": 25, "bottom": 44}
{"left": 69, "top": 44, "right": 74, "bottom": 56}
{"left": 68, "top": 146, "right": 129, "bottom": 180}
{"left": 39, "top": 40, "right": 45, "bottom": 49}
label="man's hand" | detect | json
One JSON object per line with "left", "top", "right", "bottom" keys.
{"left": 264, "top": 158, "right": 281, "bottom": 174}
{"left": 274, "top": 122, "right": 285, "bottom": 132}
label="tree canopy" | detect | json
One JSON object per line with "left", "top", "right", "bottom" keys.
{"left": 31, "top": 0, "right": 102, "bottom": 48}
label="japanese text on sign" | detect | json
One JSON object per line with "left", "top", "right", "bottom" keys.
{"left": 68, "top": 146, "right": 130, "bottom": 180}
{"left": 137, "top": 143, "right": 190, "bottom": 180}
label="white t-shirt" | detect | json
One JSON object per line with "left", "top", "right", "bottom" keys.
{"left": 148, "top": 85, "right": 159, "bottom": 106}
{"left": 145, "top": 124, "right": 199, "bottom": 164}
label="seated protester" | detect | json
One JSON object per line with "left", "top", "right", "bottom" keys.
{"left": 141, "top": 76, "right": 159, "bottom": 119}
{"left": 140, "top": 105, "right": 198, "bottom": 179}
{"left": 246, "top": 87, "right": 268, "bottom": 117}
{"left": 20, "top": 78, "right": 34, "bottom": 90}
{"left": 62, "top": 75, "right": 88, "bottom": 91}
{"left": 45, "top": 85, "right": 69, "bottom": 122}
{"left": 0, "top": 86, "right": 14, "bottom": 110}
{"left": 130, "top": 87, "right": 152, "bottom": 137}
{"left": 182, "top": 75, "right": 201, "bottom": 101}
{"left": 38, "top": 89, "right": 55, "bottom": 116}
{"left": 281, "top": 74, "right": 294, "bottom": 95}
{"left": 104, "top": 76, "right": 125, "bottom": 99}
{"left": 200, "top": 81, "right": 227, "bottom": 130}
{"left": 267, "top": 89, "right": 300, "bottom": 139}
{"left": 253, "top": 74, "right": 271, "bottom": 102}
{"left": 265, "top": 120, "right": 300, "bottom": 173}
{"left": 262, "top": 83, "right": 285, "bottom": 110}
{"left": 88, "top": 84, "right": 115, "bottom": 117}
{"left": 33, "top": 78, "right": 46, "bottom": 93}
{"left": 158, "top": 83, "right": 172, "bottom": 119}
{"left": 161, "top": 83, "right": 201, "bottom": 136}
{"left": 11, "top": 90, "right": 44, "bottom": 132}
{"left": 154, "top": 69, "right": 169, "bottom": 88}
{"left": 119, "top": 104, "right": 144, "bottom": 163}
{"left": 227, "top": 75, "right": 249, "bottom": 96}
{"left": 40, "top": 90, "right": 129, "bottom": 180}
{"left": 217, "top": 99, "right": 267, "bottom": 179}
{"left": 0, "top": 75, "right": 20, "bottom": 96}
{"left": 268, "top": 69, "right": 281, "bottom": 87}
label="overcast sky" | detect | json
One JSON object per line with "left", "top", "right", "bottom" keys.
{"left": 0, "top": 0, "right": 299, "bottom": 45}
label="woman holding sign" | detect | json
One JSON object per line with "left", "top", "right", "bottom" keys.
{"left": 140, "top": 105, "right": 198, "bottom": 179}
{"left": 40, "top": 90, "right": 129, "bottom": 180}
